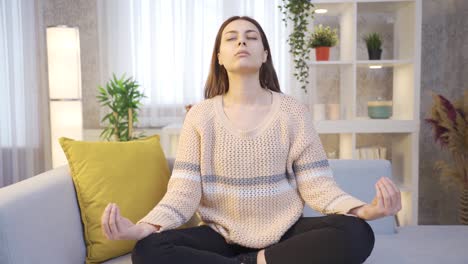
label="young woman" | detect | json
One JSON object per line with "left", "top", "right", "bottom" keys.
{"left": 101, "top": 16, "right": 401, "bottom": 264}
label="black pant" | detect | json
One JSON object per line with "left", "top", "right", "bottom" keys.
{"left": 131, "top": 214, "right": 375, "bottom": 264}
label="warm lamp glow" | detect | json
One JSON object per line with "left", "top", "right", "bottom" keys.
{"left": 315, "top": 9, "right": 328, "bottom": 14}
{"left": 46, "top": 26, "right": 83, "bottom": 168}
{"left": 369, "top": 65, "right": 383, "bottom": 69}
{"left": 46, "top": 26, "right": 81, "bottom": 99}
{"left": 50, "top": 101, "right": 83, "bottom": 167}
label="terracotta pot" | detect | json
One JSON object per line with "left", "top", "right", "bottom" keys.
{"left": 315, "top": 46, "right": 330, "bottom": 61}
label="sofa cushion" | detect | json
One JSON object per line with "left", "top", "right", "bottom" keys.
{"left": 59, "top": 135, "right": 171, "bottom": 264}
{"left": 365, "top": 225, "right": 468, "bottom": 263}
{"left": 303, "top": 159, "right": 396, "bottom": 235}
{"left": 102, "top": 254, "right": 132, "bottom": 264}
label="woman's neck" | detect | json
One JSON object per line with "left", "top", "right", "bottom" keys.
{"left": 224, "top": 72, "right": 270, "bottom": 106}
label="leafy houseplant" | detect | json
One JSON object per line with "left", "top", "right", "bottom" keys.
{"left": 97, "top": 73, "right": 147, "bottom": 141}
{"left": 278, "top": 0, "right": 315, "bottom": 93}
{"left": 425, "top": 91, "right": 468, "bottom": 224}
{"left": 363, "top": 33, "right": 383, "bottom": 60}
{"left": 309, "top": 24, "right": 338, "bottom": 61}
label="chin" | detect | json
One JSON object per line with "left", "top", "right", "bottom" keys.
{"left": 226, "top": 64, "right": 262, "bottom": 74}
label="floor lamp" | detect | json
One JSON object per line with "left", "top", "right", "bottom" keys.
{"left": 46, "top": 26, "right": 83, "bottom": 168}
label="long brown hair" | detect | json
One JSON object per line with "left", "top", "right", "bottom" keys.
{"left": 204, "top": 16, "right": 282, "bottom": 99}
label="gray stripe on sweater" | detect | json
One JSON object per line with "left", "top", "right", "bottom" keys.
{"left": 202, "top": 173, "right": 288, "bottom": 186}
{"left": 293, "top": 159, "right": 329, "bottom": 173}
{"left": 174, "top": 161, "right": 200, "bottom": 172}
{"left": 159, "top": 203, "right": 187, "bottom": 223}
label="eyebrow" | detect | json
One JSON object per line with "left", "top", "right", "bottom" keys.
{"left": 224, "top": 30, "right": 259, "bottom": 35}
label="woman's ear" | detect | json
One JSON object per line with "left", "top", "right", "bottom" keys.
{"left": 263, "top": 50, "right": 268, "bottom": 63}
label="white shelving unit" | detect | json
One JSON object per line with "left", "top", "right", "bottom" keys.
{"left": 308, "top": 0, "right": 421, "bottom": 226}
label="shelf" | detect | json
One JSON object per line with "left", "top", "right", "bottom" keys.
{"left": 356, "top": 59, "right": 413, "bottom": 67}
{"left": 310, "top": 1, "right": 355, "bottom": 61}
{"left": 314, "top": 119, "right": 418, "bottom": 133}
{"left": 357, "top": 0, "right": 415, "bottom": 13}
{"left": 356, "top": 63, "right": 415, "bottom": 119}
{"left": 308, "top": 59, "right": 413, "bottom": 67}
{"left": 309, "top": 61, "right": 353, "bottom": 65}
{"left": 312, "top": 2, "right": 355, "bottom": 16}
{"left": 357, "top": 0, "right": 416, "bottom": 61}
{"left": 397, "top": 183, "right": 412, "bottom": 192}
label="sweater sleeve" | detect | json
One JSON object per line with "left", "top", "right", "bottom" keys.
{"left": 291, "top": 104, "right": 367, "bottom": 216}
{"left": 136, "top": 116, "right": 202, "bottom": 231}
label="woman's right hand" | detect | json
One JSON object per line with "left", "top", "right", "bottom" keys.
{"left": 101, "top": 203, "right": 161, "bottom": 241}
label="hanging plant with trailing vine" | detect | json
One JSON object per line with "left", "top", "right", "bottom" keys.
{"left": 278, "top": 0, "right": 315, "bottom": 93}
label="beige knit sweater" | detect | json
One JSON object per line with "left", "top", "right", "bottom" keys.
{"left": 137, "top": 90, "right": 367, "bottom": 249}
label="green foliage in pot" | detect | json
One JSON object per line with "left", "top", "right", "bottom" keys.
{"left": 97, "top": 73, "right": 147, "bottom": 141}
{"left": 309, "top": 24, "right": 338, "bottom": 48}
{"left": 363, "top": 32, "right": 382, "bottom": 51}
{"left": 278, "top": 0, "right": 315, "bottom": 93}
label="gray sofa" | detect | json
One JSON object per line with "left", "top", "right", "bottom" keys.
{"left": 1, "top": 158, "right": 467, "bottom": 264}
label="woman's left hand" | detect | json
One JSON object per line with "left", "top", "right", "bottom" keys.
{"left": 351, "top": 176, "right": 402, "bottom": 221}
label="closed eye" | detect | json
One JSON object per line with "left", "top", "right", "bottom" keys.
{"left": 226, "top": 37, "right": 258, "bottom": 41}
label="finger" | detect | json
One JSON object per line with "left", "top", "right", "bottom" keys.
{"left": 381, "top": 178, "right": 396, "bottom": 210}
{"left": 377, "top": 181, "right": 390, "bottom": 209}
{"left": 109, "top": 203, "right": 119, "bottom": 238}
{"left": 383, "top": 177, "right": 398, "bottom": 193}
{"left": 375, "top": 183, "right": 384, "bottom": 208}
{"left": 378, "top": 180, "right": 392, "bottom": 211}
{"left": 387, "top": 177, "right": 402, "bottom": 203}
{"left": 107, "top": 203, "right": 115, "bottom": 239}
{"left": 101, "top": 203, "right": 112, "bottom": 239}
{"left": 115, "top": 205, "right": 123, "bottom": 231}
{"left": 114, "top": 204, "right": 121, "bottom": 234}
{"left": 383, "top": 177, "right": 402, "bottom": 211}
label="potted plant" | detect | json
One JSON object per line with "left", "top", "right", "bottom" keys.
{"left": 309, "top": 24, "right": 338, "bottom": 61}
{"left": 363, "top": 32, "right": 383, "bottom": 60}
{"left": 278, "top": 0, "right": 315, "bottom": 93}
{"left": 97, "top": 73, "right": 147, "bottom": 141}
{"left": 425, "top": 91, "right": 467, "bottom": 224}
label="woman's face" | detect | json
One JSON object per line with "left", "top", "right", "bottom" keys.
{"left": 217, "top": 19, "right": 268, "bottom": 75}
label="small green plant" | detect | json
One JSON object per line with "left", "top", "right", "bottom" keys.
{"left": 309, "top": 24, "right": 338, "bottom": 48}
{"left": 97, "top": 73, "right": 147, "bottom": 141}
{"left": 363, "top": 33, "right": 382, "bottom": 51}
{"left": 278, "top": 0, "right": 315, "bottom": 93}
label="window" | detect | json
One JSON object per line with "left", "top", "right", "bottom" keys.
{"left": 97, "top": 0, "right": 293, "bottom": 127}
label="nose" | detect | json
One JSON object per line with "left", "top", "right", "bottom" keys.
{"left": 238, "top": 41, "right": 246, "bottom": 46}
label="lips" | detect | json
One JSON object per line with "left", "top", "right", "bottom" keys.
{"left": 235, "top": 50, "right": 250, "bottom": 56}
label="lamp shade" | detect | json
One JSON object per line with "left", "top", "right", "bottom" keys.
{"left": 50, "top": 101, "right": 83, "bottom": 167}
{"left": 46, "top": 26, "right": 82, "bottom": 99}
{"left": 46, "top": 26, "right": 83, "bottom": 168}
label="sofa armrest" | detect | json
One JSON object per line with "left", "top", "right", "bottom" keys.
{"left": 0, "top": 166, "right": 86, "bottom": 264}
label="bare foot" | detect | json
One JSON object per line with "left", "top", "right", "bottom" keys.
{"left": 257, "top": 249, "right": 267, "bottom": 264}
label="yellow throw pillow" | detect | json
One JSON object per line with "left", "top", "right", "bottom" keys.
{"left": 59, "top": 134, "right": 171, "bottom": 264}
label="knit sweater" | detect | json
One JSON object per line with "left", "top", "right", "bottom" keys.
{"left": 137, "top": 90, "right": 367, "bottom": 249}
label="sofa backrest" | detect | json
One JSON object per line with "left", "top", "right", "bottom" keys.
{"left": 302, "top": 159, "right": 396, "bottom": 235}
